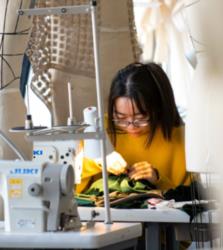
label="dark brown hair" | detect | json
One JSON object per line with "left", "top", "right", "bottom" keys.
{"left": 107, "top": 62, "right": 182, "bottom": 145}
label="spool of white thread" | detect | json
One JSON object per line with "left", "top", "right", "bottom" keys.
{"left": 83, "top": 106, "right": 97, "bottom": 127}
{"left": 83, "top": 106, "right": 101, "bottom": 159}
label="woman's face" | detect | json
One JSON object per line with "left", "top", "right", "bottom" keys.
{"left": 113, "top": 97, "right": 150, "bottom": 137}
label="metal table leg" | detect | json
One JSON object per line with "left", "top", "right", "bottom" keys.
{"left": 165, "top": 225, "right": 179, "bottom": 250}
{"left": 145, "top": 223, "right": 160, "bottom": 250}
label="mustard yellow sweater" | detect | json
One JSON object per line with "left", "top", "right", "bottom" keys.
{"left": 76, "top": 126, "right": 189, "bottom": 193}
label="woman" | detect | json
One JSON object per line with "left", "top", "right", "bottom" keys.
{"left": 77, "top": 62, "right": 189, "bottom": 193}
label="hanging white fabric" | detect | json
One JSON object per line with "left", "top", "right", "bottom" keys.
{"left": 138, "top": 0, "right": 194, "bottom": 119}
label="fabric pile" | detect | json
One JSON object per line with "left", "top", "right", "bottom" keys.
{"left": 76, "top": 174, "right": 162, "bottom": 208}
{"left": 76, "top": 177, "right": 218, "bottom": 216}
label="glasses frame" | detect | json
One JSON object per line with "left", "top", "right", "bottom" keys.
{"left": 112, "top": 118, "right": 150, "bottom": 128}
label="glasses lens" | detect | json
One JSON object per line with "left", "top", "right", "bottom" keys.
{"left": 113, "top": 120, "right": 129, "bottom": 127}
{"left": 113, "top": 119, "right": 149, "bottom": 127}
{"left": 133, "top": 120, "right": 149, "bottom": 127}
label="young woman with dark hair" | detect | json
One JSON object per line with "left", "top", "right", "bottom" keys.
{"left": 77, "top": 62, "right": 189, "bottom": 193}
{"left": 106, "top": 62, "right": 189, "bottom": 189}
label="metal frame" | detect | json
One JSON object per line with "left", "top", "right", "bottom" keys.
{"left": 17, "top": 5, "right": 90, "bottom": 16}
{"left": 18, "top": 0, "right": 112, "bottom": 224}
{"left": 27, "top": 131, "right": 104, "bottom": 141}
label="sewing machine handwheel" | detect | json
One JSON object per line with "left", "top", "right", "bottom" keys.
{"left": 60, "top": 165, "right": 74, "bottom": 195}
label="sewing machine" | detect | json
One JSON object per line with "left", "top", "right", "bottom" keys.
{"left": 0, "top": 160, "right": 142, "bottom": 249}
{"left": 0, "top": 160, "right": 81, "bottom": 233}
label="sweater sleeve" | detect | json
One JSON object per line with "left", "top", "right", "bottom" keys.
{"left": 76, "top": 157, "right": 102, "bottom": 193}
{"left": 155, "top": 126, "right": 190, "bottom": 190}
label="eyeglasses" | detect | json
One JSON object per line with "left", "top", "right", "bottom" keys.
{"left": 112, "top": 119, "right": 150, "bottom": 128}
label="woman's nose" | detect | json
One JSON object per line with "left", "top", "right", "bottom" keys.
{"left": 128, "top": 122, "right": 135, "bottom": 128}
{"left": 126, "top": 122, "right": 137, "bottom": 130}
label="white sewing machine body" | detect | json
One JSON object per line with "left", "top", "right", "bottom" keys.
{"left": 33, "top": 139, "right": 82, "bottom": 184}
{"left": 0, "top": 160, "right": 81, "bottom": 233}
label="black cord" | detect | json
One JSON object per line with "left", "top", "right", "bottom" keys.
{"left": 14, "top": 0, "right": 23, "bottom": 33}
{"left": 0, "top": 77, "right": 20, "bottom": 90}
{"left": 190, "top": 174, "right": 199, "bottom": 248}
{"left": 0, "top": 55, "right": 17, "bottom": 78}
{"left": 0, "top": 0, "right": 9, "bottom": 89}
{"left": 0, "top": 31, "right": 29, "bottom": 35}
{"left": 197, "top": 176, "right": 204, "bottom": 248}
{"left": 0, "top": 0, "right": 30, "bottom": 90}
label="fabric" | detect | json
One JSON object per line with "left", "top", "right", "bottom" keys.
{"left": 76, "top": 174, "right": 162, "bottom": 208}
{"left": 164, "top": 183, "right": 195, "bottom": 202}
{"left": 163, "top": 181, "right": 203, "bottom": 202}
{"left": 76, "top": 190, "right": 162, "bottom": 208}
{"left": 164, "top": 180, "right": 218, "bottom": 202}
{"left": 163, "top": 181, "right": 217, "bottom": 222}
{"left": 77, "top": 125, "right": 189, "bottom": 193}
{"left": 85, "top": 174, "right": 156, "bottom": 195}
{"left": 76, "top": 157, "right": 102, "bottom": 194}
{"left": 182, "top": 202, "right": 217, "bottom": 223}
{"left": 139, "top": 0, "right": 193, "bottom": 118}
{"left": 184, "top": 1, "right": 223, "bottom": 174}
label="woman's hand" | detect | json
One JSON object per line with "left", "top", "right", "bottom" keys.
{"left": 128, "top": 161, "right": 159, "bottom": 184}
